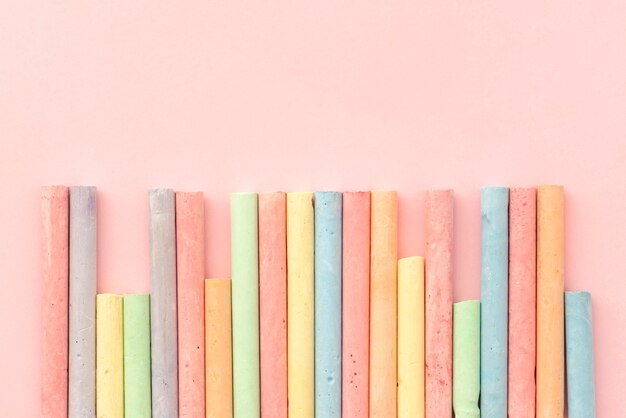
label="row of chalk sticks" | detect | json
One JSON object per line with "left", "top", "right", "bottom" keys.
{"left": 41, "top": 185, "right": 594, "bottom": 418}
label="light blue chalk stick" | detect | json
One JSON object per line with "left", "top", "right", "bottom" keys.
{"left": 314, "top": 192, "right": 342, "bottom": 418}
{"left": 566, "top": 291, "right": 596, "bottom": 418}
{"left": 480, "top": 187, "right": 509, "bottom": 418}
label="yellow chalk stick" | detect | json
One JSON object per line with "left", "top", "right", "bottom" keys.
{"left": 398, "top": 256, "right": 425, "bottom": 418}
{"left": 287, "top": 192, "right": 315, "bottom": 418}
{"left": 96, "top": 294, "right": 124, "bottom": 418}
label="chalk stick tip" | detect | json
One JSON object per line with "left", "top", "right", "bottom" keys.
{"left": 123, "top": 293, "right": 149, "bottom": 300}
{"left": 398, "top": 255, "right": 423, "bottom": 264}
{"left": 149, "top": 188, "right": 174, "bottom": 196}
{"left": 454, "top": 299, "right": 480, "bottom": 307}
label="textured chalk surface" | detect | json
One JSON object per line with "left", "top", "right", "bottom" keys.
{"left": 259, "top": 192, "right": 287, "bottom": 418}
{"left": 508, "top": 187, "right": 537, "bottom": 418}
{"left": 314, "top": 192, "right": 342, "bottom": 418}
{"left": 41, "top": 186, "right": 69, "bottom": 418}
{"left": 149, "top": 189, "right": 178, "bottom": 418}
{"left": 176, "top": 192, "right": 205, "bottom": 417}
{"left": 287, "top": 192, "right": 315, "bottom": 418}
{"left": 566, "top": 291, "right": 596, "bottom": 418}
{"left": 536, "top": 185, "right": 565, "bottom": 418}
{"left": 230, "top": 193, "right": 260, "bottom": 417}
{"left": 480, "top": 187, "right": 509, "bottom": 418}
{"left": 369, "top": 191, "right": 398, "bottom": 418}
{"left": 397, "top": 257, "right": 425, "bottom": 418}
{"left": 205, "top": 279, "right": 233, "bottom": 418}
{"left": 124, "top": 294, "right": 152, "bottom": 418}
{"left": 453, "top": 300, "right": 480, "bottom": 418}
{"left": 96, "top": 294, "right": 124, "bottom": 418}
{"left": 68, "top": 186, "right": 97, "bottom": 418}
{"left": 424, "top": 189, "right": 454, "bottom": 418}
{"left": 341, "top": 192, "right": 370, "bottom": 418}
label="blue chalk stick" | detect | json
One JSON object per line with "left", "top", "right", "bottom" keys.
{"left": 480, "top": 187, "right": 509, "bottom": 418}
{"left": 566, "top": 291, "right": 596, "bottom": 418}
{"left": 314, "top": 192, "right": 342, "bottom": 418}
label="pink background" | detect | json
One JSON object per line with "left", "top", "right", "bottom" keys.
{"left": 1, "top": 0, "right": 625, "bottom": 415}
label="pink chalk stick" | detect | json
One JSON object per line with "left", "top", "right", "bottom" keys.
{"left": 175, "top": 192, "right": 205, "bottom": 418}
{"left": 508, "top": 188, "right": 537, "bottom": 418}
{"left": 41, "top": 186, "right": 69, "bottom": 418}
{"left": 259, "top": 192, "right": 288, "bottom": 418}
{"left": 425, "top": 190, "right": 454, "bottom": 418}
{"left": 342, "top": 192, "right": 371, "bottom": 418}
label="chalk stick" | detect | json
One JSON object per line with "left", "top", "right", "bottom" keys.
{"left": 424, "top": 189, "right": 453, "bottom": 418}
{"left": 230, "top": 193, "right": 260, "bottom": 417}
{"left": 480, "top": 187, "right": 509, "bottom": 418}
{"left": 369, "top": 190, "right": 398, "bottom": 418}
{"left": 96, "top": 294, "right": 124, "bottom": 418}
{"left": 314, "top": 192, "right": 342, "bottom": 418}
{"left": 397, "top": 256, "right": 425, "bottom": 418}
{"left": 259, "top": 192, "right": 288, "bottom": 418}
{"left": 565, "top": 291, "right": 596, "bottom": 418}
{"left": 536, "top": 185, "right": 565, "bottom": 418}
{"left": 508, "top": 187, "right": 537, "bottom": 418}
{"left": 453, "top": 300, "right": 481, "bottom": 418}
{"left": 287, "top": 192, "right": 315, "bottom": 418}
{"left": 68, "top": 186, "right": 97, "bottom": 418}
{"left": 149, "top": 189, "right": 179, "bottom": 418}
{"left": 124, "top": 294, "right": 152, "bottom": 418}
{"left": 41, "top": 186, "right": 69, "bottom": 418}
{"left": 176, "top": 192, "right": 205, "bottom": 417}
{"left": 341, "top": 192, "right": 370, "bottom": 418}
{"left": 205, "top": 279, "right": 234, "bottom": 418}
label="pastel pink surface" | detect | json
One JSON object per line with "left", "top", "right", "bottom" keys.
{"left": 341, "top": 192, "right": 370, "bottom": 418}
{"left": 424, "top": 190, "right": 454, "bottom": 418}
{"left": 258, "top": 192, "right": 288, "bottom": 418}
{"left": 175, "top": 192, "right": 205, "bottom": 418}
{"left": 1, "top": 1, "right": 626, "bottom": 415}
{"left": 508, "top": 188, "right": 537, "bottom": 418}
{"left": 40, "top": 186, "right": 68, "bottom": 418}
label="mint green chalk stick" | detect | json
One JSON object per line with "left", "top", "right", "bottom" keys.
{"left": 124, "top": 294, "right": 152, "bottom": 418}
{"left": 453, "top": 300, "right": 480, "bottom": 418}
{"left": 231, "top": 193, "right": 261, "bottom": 417}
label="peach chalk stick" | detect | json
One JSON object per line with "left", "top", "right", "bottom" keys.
{"left": 536, "top": 185, "right": 565, "bottom": 418}
{"left": 287, "top": 192, "right": 315, "bottom": 418}
{"left": 41, "top": 186, "right": 69, "bottom": 418}
{"left": 68, "top": 186, "right": 97, "bottom": 418}
{"left": 259, "top": 192, "right": 287, "bottom": 418}
{"left": 424, "top": 190, "right": 454, "bottom": 418}
{"left": 205, "top": 279, "right": 233, "bottom": 418}
{"left": 176, "top": 192, "right": 206, "bottom": 418}
{"left": 96, "top": 294, "right": 124, "bottom": 418}
{"left": 398, "top": 257, "right": 425, "bottom": 418}
{"left": 341, "top": 192, "right": 370, "bottom": 418}
{"left": 508, "top": 188, "right": 537, "bottom": 418}
{"left": 369, "top": 191, "right": 398, "bottom": 418}
{"left": 149, "top": 189, "right": 178, "bottom": 418}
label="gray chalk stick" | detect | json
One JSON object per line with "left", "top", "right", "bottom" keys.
{"left": 68, "top": 186, "right": 97, "bottom": 418}
{"left": 149, "top": 189, "right": 179, "bottom": 418}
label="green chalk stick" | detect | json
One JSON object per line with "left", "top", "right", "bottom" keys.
{"left": 124, "top": 294, "right": 152, "bottom": 418}
{"left": 230, "top": 193, "right": 261, "bottom": 417}
{"left": 453, "top": 300, "right": 481, "bottom": 418}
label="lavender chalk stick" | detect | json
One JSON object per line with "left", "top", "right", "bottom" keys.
{"left": 480, "top": 187, "right": 509, "bottom": 418}
{"left": 68, "top": 186, "right": 97, "bottom": 418}
{"left": 565, "top": 292, "right": 596, "bottom": 418}
{"left": 149, "top": 189, "right": 179, "bottom": 418}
